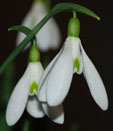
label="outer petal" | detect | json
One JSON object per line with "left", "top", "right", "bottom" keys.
{"left": 26, "top": 96, "right": 45, "bottom": 118}
{"left": 42, "top": 103, "right": 64, "bottom": 124}
{"left": 47, "top": 38, "right": 74, "bottom": 106}
{"left": 80, "top": 43, "right": 108, "bottom": 110}
{"left": 6, "top": 64, "right": 31, "bottom": 126}
{"left": 16, "top": 2, "right": 61, "bottom": 51}
{"left": 16, "top": 2, "right": 39, "bottom": 48}
{"left": 38, "top": 48, "right": 63, "bottom": 102}
{"left": 48, "top": 17, "right": 61, "bottom": 50}
{"left": 36, "top": 17, "right": 61, "bottom": 51}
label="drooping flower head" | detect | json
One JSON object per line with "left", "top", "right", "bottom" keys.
{"left": 16, "top": 0, "right": 61, "bottom": 51}
{"left": 38, "top": 12, "right": 108, "bottom": 111}
{"left": 6, "top": 41, "right": 64, "bottom": 126}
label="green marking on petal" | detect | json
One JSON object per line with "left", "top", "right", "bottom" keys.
{"left": 74, "top": 57, "right": 80, "bottom": 73}
{"left": 31, "top": 16, "right": 37, "bottom": 27}
{"left": 30, "top": 81, "right": 38, "bottom": 95}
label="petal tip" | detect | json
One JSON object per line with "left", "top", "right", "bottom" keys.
{"left": 51, "top": 109, "right": 64, "bottom": 125}
{"left": 37, "top": 92, "right": 47, "bottom": 102}
{"left": 47, "top": 99, "right": 61, "bottom": 107}
{"left": 95, "top": 95, "right": 109, "bottom": 111}
{"left": 6, "top": 114, "right": 16, "bottom": 126}
{"left": 101, "top": 101, "right": 109, "bottom": 111}
{"left": 53, "top": 117, "right": 64, "bottom": 125}
{"left": 27, "top": 111, "right": 45, "bottom": 118}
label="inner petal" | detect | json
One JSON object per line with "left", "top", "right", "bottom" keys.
{"left": 29, "top": 81, "right": 38, "bottom": 96}
{"left": 71, "top": 37, "right": 83, "bottom": 74}
{"left": 74, "top": 57, "right": 80, "bottom": 73}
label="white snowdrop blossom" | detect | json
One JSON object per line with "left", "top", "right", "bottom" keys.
{"left": 16, "top": 1, "right": 61, "bottom": 51}
{"left": 38, "top": 36, "right": 108, "bottom": 111}
{"left": 6, "top": 62, "right": 64, "bottom": 126}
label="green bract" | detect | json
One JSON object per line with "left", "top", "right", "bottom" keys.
{"left": 0, "top": 3, "right": 100, "bottom": 75}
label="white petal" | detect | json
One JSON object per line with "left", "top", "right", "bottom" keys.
{"left": 47, "top": 38, "right": 74, "bottom": 106}
{"left": 6, "top": 64, "right": 31, "bottom": 126}
{"left": 42, "top": 103, "right": 64, "bottom": 124}
{"left": 16, "top": 2, "right": 39, "bottom": 49}
{"left": 29, "top": 62, "right": 44, "bottom": 85}
{"left": 16, "top": 2, "right": 61, "bottom": 51}
{"left": 80, "top": 43, "right": 108, "bottom": 110}
{"left": 26, "top": 96, "right": 45, "bottom": 118}
{"left": 67, "top": 37, "right": 83, "bottom": 74}
{"left": 37, "top": 16, "right": 61, "bottom": 51}
{"left": 48, "top": 17, "right": 61, "bottom": 50}
{"left": 38, "top": 48, "right": 63, "bottom": 102}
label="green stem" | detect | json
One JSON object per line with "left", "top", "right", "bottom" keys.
{"left": 0, "top": 3, "right": 100, "bottom": 75}
{"left": 73, "top": 11, "right": 76, "bottom": 18}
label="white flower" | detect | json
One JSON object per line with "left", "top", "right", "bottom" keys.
{"left": 6, "top": 62, "right": 64, "bottom": 126}
{"left": 16, "top": 2, "right": 61, "bottom": 51}
{"left": 38, "top": 37, "right": 108, "bottom": 111}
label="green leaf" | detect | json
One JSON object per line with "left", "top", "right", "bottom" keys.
{"left": 0, "top": 3, "right": 100, "bottom": 75}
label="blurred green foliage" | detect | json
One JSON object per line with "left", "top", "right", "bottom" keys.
{"left": 0, "top": 63, "right": 15, "bottom": 108}
{"left": 69, "top": 121, "right": 80, "bottom": 131}
{"left": 22, "top": 120, "right": 29, "bottom": 131}
{"left": 42, "top": 53, "right": 51, "bottom": 69}
{"left": 0, "top": 113, "right": 12, "bottom": 131}
{"left": 0, "top": 63, "right": 15, "bottom": 131}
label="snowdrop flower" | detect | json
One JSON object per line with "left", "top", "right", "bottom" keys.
{"left": 16, "top": 0, "right": 61, "bottom": 51}
{"left": 38, "top": 16, "right": 108, "bottom": 111}
{"left": 6, "top": 43, "right": 64, "bottom": 126}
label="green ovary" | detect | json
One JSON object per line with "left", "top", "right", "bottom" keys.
{"left": 30, "top": 81, "right": 38, "bottom": 95}
{"left": 74, "top": 58, "right": 80, "bottom": 72}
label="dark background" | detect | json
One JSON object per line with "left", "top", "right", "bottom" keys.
{"left": 0, "top": 0, "right": 113, "bottom": 131}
